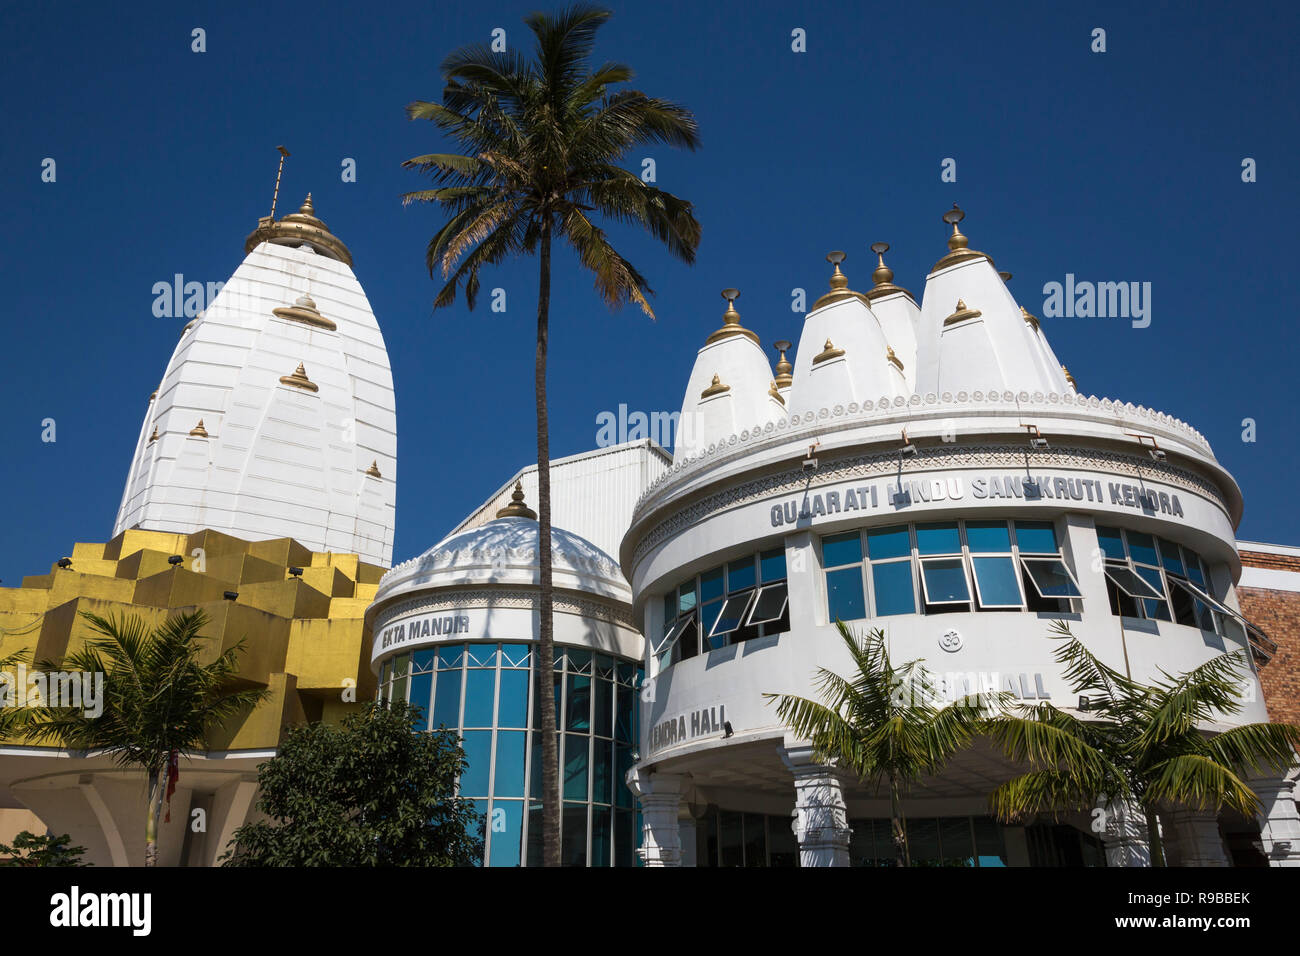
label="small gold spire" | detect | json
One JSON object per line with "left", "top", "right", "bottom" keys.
{"left": 300, "top": 193, "right": 314, "bottom": 216}
{"left": 1021, "top": 305, "right": 1040, "bottom": 332}
{"left": 189, "top": 419, "right": 209, "bottom": 438}
{"left": 886, "top": 345, "right": 904, "bottom": 372}
{"left": 279, "top": 362, "right": 320, "bottom": 392}
{"left": 366, "top": 460, "right": 382, "bottom": 478}
{"left": 812, "top": 339, "right": 845, "bottom": 365}
{"left": 148, "top": 425, "right": 159, "bottom": 444}
{"left": 700, "top": 373, "right": 731, "bottom": 398}
{"left": 864, "top": 242, "right": 914, "bottom": 302}
{"left": 272, "top": 292, "right": 338, "bottom": 331}
{"left": 813, "top": 251, "right": 871, "bottom": 310}
{"left": 245, "top": 191, "right": 354, "bottom": 266}
{"left": 496, "top": 479, "right": 537, "bottom": 519}
{"left": 932, "top": 204, "right": 995, "bottom": 272}
{"left": 999, "top": 271, "right": 1013, "bottom": 281}
{"left": 773, "top": 339, "right": 794, "bottom": 388}
{"left": 704, "top": 288, "right": 760, "bottom": 346}
{"left": 149, "top": 390, "right": 157, "bottom": 402}
{"left": 768, "top": 380, "right": 786, "bottom": 405}
{"left": 943, "top": 299, "right": 983, "bottom": 326}
{"left": 1062, "top": 365, "right": 1078, "bottom": 390}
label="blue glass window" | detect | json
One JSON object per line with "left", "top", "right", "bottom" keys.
{"left": 760, "top": 548, "right": 786, "bottom": 583}
{"left": 467, "top": 800, "right": 488, "bottom": 868}
{"left": 615, "top": 745, "right": 635, "bottom": 808}
{"left": 678, "top": 581, "right": 697, "bottom": 614}
{"left": 823, "top": 531, "right": 863, "bottom": 568}
{"left": 727, "top": 558, "right": 756, "bottom": 593}
{"left": 1127, "top": 531, "right": 1159, "bottom": 566}
{"left": 1096, "top": 526, "right": 1126, "bottom": 561}
{"left": 1015, "top": 521, "right": 1058, "bottom": 554}
{"left": 700, "top": 567, "right": 725, "bottom": 603}
{"left": 866, "top": 525, "right": 911, "bottom": 560}
{"left": 591, "top": 805, "right": 612, "bottom": 867}
{"left": 916, "top": 522, "right": 961, "bottom": 555}
{"left": 489, "top": 800, "right": 523, "bottom": 867}
{"left": 593, "top": 739, "right": 613, "bottom": 805}
{"left": 921, "top": 558, "right": 970, "bottom": 603}
{"left": 1158, "top": 538, "right": 1184, "bottom": 576}
{"left": 826, "top": 566, "right": 866, "bottom": 622}
{"left": 562, "top": 804, "right": 588, "bottom": 866}
{"left": 493, "top": 731, "right": 527, "bottom": 797}
{"left": 563, "top": 734, "right": 589, "bottom": 801}
{"left": 871, "top": 561, "right": 915, "bottom": 616}
{"left": 411, "top": 648, "right": 436, "bottom": 673}
{"left": 1135, "top": 565, "right": 1170, "bottom": 619}
{"left": 500, "top": 644, "right": 530, "bottom": 668}
{"left": 566, "top": 674, "right": 591, "bottom": 732}
{"left": 460, "top": 730, "right": 492, "bottom": 796}
{"left": 593, "top": 679, "right": 613, "bottom": 738}
{"left": 432, "top": 669, "right": 462, "bottom": 728}
{"left": 966, "top": 520, "right": 1012, "bottom": 553}
{"left": 497, "top": 669, "right": 529, "bottom": 728}
{"left": 408, "top": 671, "right": 433, "bottom": 729}
{"left": 463, "top": 669, "right": 496, "bottom": 728}
{"left": 615, "top": 686, "right": 634, "bottom": 743}
{"left": 437, "top": 645, "right": 464, "bottom": 669}
{"left": 972, "top": 556, "right": 1023, "bottom": 606}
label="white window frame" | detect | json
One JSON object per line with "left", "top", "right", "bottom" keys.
{"left": 1019, "top": 556, "right": 1084, "bottom": 599}
{"left": 708, "top": 590, "right": 757, "bottom": 638}
{"left": 1103, "top": 560, "right": 1164, "bottom": 599}
{"left": 969, "top": 554, "right": 1026, "bottom": 609}
{"left": 918, "top": 555, "right": 973, "bottom": 606}
{"left": 746, "top": 581, "right": 789, "bottom": 627}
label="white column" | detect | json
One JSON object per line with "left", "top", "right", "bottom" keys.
{"left": 1253, "top": 775, "right": 1300, "bottom": 867}
{"left": 1163, "top": 809, "right": 1231, "bottom": 866}
{"left": 1097, "top": 798, "right": 1151, "bottom": 867}
{"left": 627, "top": 770, "right": 684, "bottom": 867}
{"left": 780, "top": 743, "right": 851, "bottom": 867}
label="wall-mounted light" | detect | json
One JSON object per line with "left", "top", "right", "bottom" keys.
{"left": 168, "top": 554, "right": 184, "bottom": 566}
{"left": 223, "top": 590, "right": 239, "bottom": 601}
{"left": 56, "top": 557, "right": 72, "bottom": 569}
{"left": 723, "top": 721, "right": 734, "bottom": 739}
{"left": 1023, "top": 424, "right": 1049, "bottom": 451}
{"left": 802, "top": 441, "right": 820, "bottom": 474}
{"left": 1126, "top": 432, "right": 1166, "bottom": 462}
{"left": 899, "top": 428, "right": 917, "bottom": 457}
{"left": 288, "top": 566, "right": 304, "bottom": 578}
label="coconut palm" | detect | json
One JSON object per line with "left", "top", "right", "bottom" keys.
{"left": 766, "top": 622, "right": 997, "bottom": 866}
{"left": 985, "top": 620, "right": 1300, "bottom": 865}
{"left": 402, "top": 3, "right": 701, "bottom": 865}
{"left": 23, "top": 610, "right": 265, "bottom": 866}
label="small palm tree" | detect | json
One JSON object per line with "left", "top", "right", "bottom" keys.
{"left": 986, "top": 621, "right": 1300, "bottom": 865}
{"left": 766, "top": 622, "right": 996, "bottom": 866}
{"left": 24, "top": 610, "right": 265, "bottom": 866}
{"left": 403, "top": 3, "right": 701, "bottom": 865}
{"left": 0, "top": 650, "right": 30, "bottom": 739}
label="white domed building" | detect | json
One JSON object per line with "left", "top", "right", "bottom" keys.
{"left": 113, "top": 194, "right": 397, "bottom": 566}
{"left": 620, "top": 206, "right": 1295, "bottom": 868}
{"left": 367, "top": 484, "right": 644, "bottom": 866}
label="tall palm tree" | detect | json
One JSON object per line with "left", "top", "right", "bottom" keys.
{"left": 402, "top": 3, "right": 701, "bottom": 865}
{"left": 985, "top": 620, "right": 1300, "bottom": 865}
{"left": 24, "top": 610, "right": 265, "bottom": 866}
{"left": 766, "top": 623, "right": 996, "bottom": 866}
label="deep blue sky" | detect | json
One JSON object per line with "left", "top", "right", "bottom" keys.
{"left": 1, "top": 0, "right": 1296, "bottom": 583}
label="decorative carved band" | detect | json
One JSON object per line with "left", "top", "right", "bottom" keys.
{"left": 375, "top": 586, "right": 634, "bottom": 631}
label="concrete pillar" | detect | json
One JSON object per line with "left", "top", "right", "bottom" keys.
{"left": 780, "top": 743, "right": 850, "bottom": 867}
{"left": 628, "top": 770, "right": 684, "bottom": 867}
{"left": 1097, "top": 799, "right": 1151, "bottom": 867}
{"left": 1163, "top": 809, "right": 1230, "bottom": 866}
{"left": 1253, "top": 775, "right": 1300, "bottom": 867}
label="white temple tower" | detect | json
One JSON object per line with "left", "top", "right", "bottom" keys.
{"left": 112, "top": 194, "right": 397, "bottom": 566}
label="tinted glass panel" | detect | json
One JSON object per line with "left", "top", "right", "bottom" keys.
{"left": 615, "top": 687, "right": 634, "bottom": 743}
{"left": 562, "top": 804, "right": 588, "bottom": 866}
{"left": 1127, "top": 531, "right": 1159, "bottom": 566}
{"left": 460, "top": 730, "right": 492, "bottom": 796}
{"left": 921, "top": 558, "right": 969, "bottom": 602}
{"left": 712, "top": 592, "right": 753, "bottom": 635}
{"left": 916, "top": 522, "right": 961, "bottom": 555}
{"left": 1158, "top": 538, "right": 1185, "bottom": 576}
{"left": 591, "top": 805, "right": 612, "bottom": 867}
{"left": 966, "top": 520, "right": 1012, "bottom": 553}
{"left": 500, "top": 644, "right": 530, "bottom": 668}
{"left": 727, "top": 558, "right": 756, "bottom": 593}
{"left": 489, "top": 800, "right": 523, "bottom": 867}
{"left": 411, "top": 648, "right": 436, "bottom": 673}
{"left": 872, "top": 561, "right": 916, "bottom": 616}
{"left": 563, "top": 734, "right": 589, "bottom": 801}
{"left": 1105, "top": 564, "right": 1163, "bottom": 599}
{"left": 972, "top": 556, "right": 1022, "bottom": 606}
{"left": 593, "top": 739, "right": 613, "bottom": 805}
{"left": 497, "top": 669, "right": 529, "bottom": 728}
{"left": 566, "top": 674, "right": 591, "bottom": 732}
{"left": 493, "top": 731, "right": 527, "bottom": 797}
{"left": 760, "top": 548, "right": 786, "bottom": 583}
{"left": 593, "top": 679, "right": 613, "bottom": 738}
{"left": 749, "top": 583, "right": 789, "bottom": 624}
{"left": 678, "top": 581, "right": 697, "bottom": 614}
{"left": 1023, "top": 558, "right": 1082, "bottom": 598}
{"left": 940, "top": 818, "right": 975, "bottom": 867}
{"left": 973, "top": 817, "right": 1007, "bottom": 867}
{"left": 826, "top": 567, "right": 867, "bottom": 621}
{"left": 823, "top": 532, "right": 863, "bottom": 568}
{"left": 437, "top": 645, "right": 464, "bottom": 669}
{"left": 866, "top": 524, "right": 911, "bottom": 560}
{"left": 700, "top": 567, "right": 725, "bottom": 602}
{"left": 463, "top": 669, "right": 496, "bottom": 727}
{"left": 408, "top": 672, "right": 433, "bottom": 729}
{"left": 1015, "top": 521, "right": 1058, "bottom": 554}
{"left": 1096, "top": 526, "right": 1126, "bottom": 561}
{"left": 432, "top": 669, "right": 462, "bottom": 729}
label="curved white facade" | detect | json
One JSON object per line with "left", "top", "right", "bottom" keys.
{"left": 619, "top": 209, "right": 1288, "bottom": 868}
{"left": 113, "top": 197, "right": 397, "bottom": 566}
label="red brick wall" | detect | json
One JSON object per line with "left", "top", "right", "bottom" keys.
{"left": 1238, "top": 550, "right": 1300, "bottom": 726}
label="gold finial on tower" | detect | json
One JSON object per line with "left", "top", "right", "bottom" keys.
{"left": 773, "top": 339, "right": 794, "bottom": 388}
{"left": 700, "top": 373, "right": 731, "bottom": 399}
{"left": 189, "top": 419, "right": 209, "bottom": 438}
{"left": 933, "top": 204, "right": 994, "bottom": 272}
{"left": 496, "top": 480, "right": 537, "bottom": 519}
{"left": 1022, "top": 305, "right": 1041, "bottom": 332}
{"left": 813, "top": 339, "right": 845, "bottom": 365}
{"left": 864, "top": 241, "right": 914, "bottom": 302}
{"left": 943, "top": 299, "right": 983, "bottom": 326}
{"left": 768, "top": 380, "right": 785, "bottom": 405}
{"left": 886, "top": 345, "right": 904, "bottom": 372}
{"left": 148, "top": 425, "right": 159, "bottom": 443}
{"left": 1062, "top": 365, "right": 1078, "bottom": 390}
{"left": 704, "top": 288, "right": 760, "bottom": 346}
{"left": 813, "top": 251, "right": 871, "bottom": 310}
{"left": 366, "top": 460, "right": 383, "bottom": 478}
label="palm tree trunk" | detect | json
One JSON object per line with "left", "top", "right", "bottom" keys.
{"left": 1144, "top": 806, "right": 1166, "bottom": 867}
{"left": 144, "top": 769, "right": 163, "bottom": 867}
{"left": 535, "top": 216, "right": 560, "bottom": 867}
{"left": 890, "top": 773, "right": 909, "bottom": 867}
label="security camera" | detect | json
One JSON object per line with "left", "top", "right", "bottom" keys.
{"left": 1029, "top": 436, "right": 1049, "bottom": 451}
{"left": 168, "top": 554, "right": 184, "bottom": 566}
{"left": 802, "top": 456, "right": 818, "bottom": 473}
{"left": 1148, "top": 448, "right": 1167, "bottom": 463}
